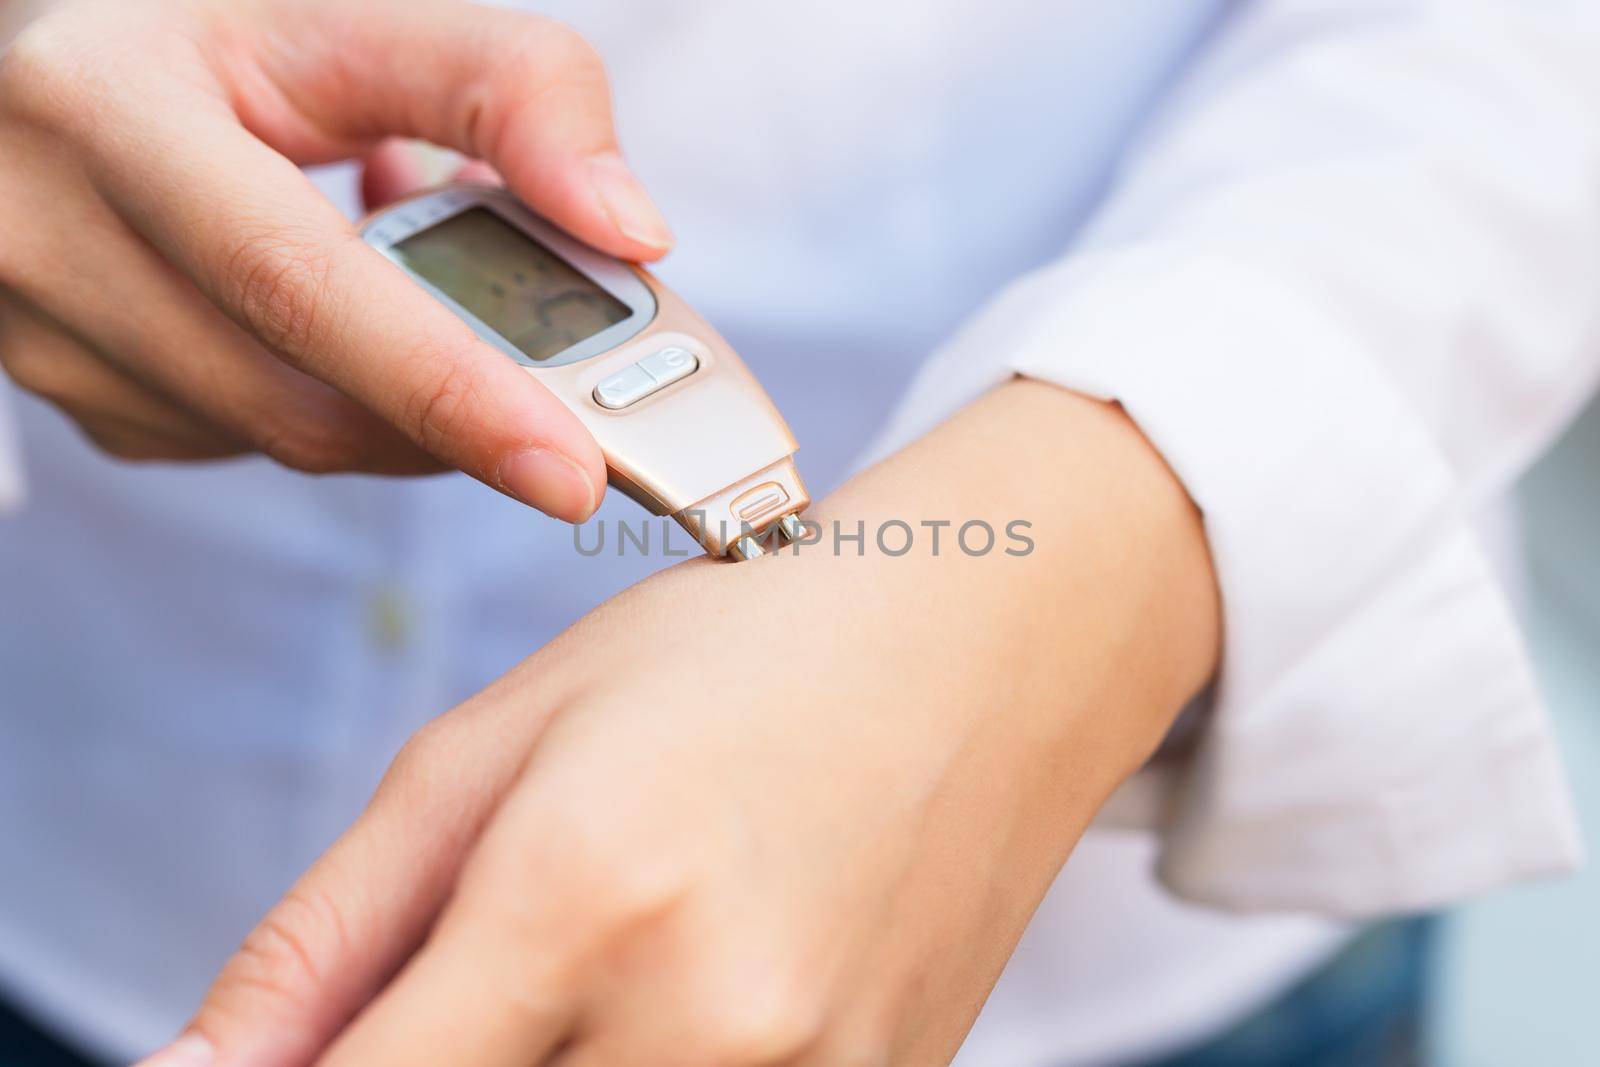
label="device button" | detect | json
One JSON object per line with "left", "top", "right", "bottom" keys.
{"left": 593, "top": 365, "right": 659, "bottom": 409}
{"left": 638, "top": 346, "right": 700, "bottom": 387}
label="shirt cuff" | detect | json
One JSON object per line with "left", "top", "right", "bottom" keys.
{"left": 866, "top": 243, "right": 1584, "bottom": 916}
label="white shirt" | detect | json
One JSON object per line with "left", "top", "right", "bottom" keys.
{"left": 0, "top": 2, "right": 1594, "bottom": 1064}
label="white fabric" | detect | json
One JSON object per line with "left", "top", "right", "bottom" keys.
{"left": 0, "top": 1, "right": 1593, "bottom": 1064}
{"left": 868, "top": 0, "right": 1596, "bottom": 916}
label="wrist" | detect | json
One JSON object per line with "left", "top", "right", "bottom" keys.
{"left": 798, "top": 378, "right": 1220, "bottom": 787}
{"left": 553, "top": 376, "right": 1218, "bottom": 805}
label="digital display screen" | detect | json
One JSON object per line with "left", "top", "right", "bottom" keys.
{"left": 393, "top": 208, "right": 631, "bottom": 362}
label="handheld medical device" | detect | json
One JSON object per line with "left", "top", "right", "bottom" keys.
{"left": 362, "top": 184, "right": 808, "bottom": 560}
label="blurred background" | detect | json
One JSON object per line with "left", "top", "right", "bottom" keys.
{"left": 1434, "top": 394, "right": 1600, "bottom": 1063}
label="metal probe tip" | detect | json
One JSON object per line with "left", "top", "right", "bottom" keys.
{"left": 731, "top": 535, "right": 766, "bottom": 561}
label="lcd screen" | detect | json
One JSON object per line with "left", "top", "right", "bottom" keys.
{"left": 394, "top": 208, "right": 630, "bottom": 362}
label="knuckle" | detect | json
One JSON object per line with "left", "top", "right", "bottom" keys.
{"left": 696, "top": 994, "right": 825, "bottom": 1065}
{"left": 483, "top": 19, "right": 610, "bottom": 134}
{"left": 501, "top": 16, "right": 604, "bottom": 80}
{"left": 552, "top": 818, "right": 695, "bottom": 927}
{"left": 464, "top": 815, "right": 688, "bottom": 952}
{"left": 598, "top": 857, "right": 686, "bottom": 926}
{"left": 0, "top": 342, "right": 57, "bottom": 396}
{"left": 0, "top": 6, "right": 130, "bottom": 130}
{"left": 79, "top": 424, "right": 198, "bottom": 464}
{"left": 218, "top": 227, "right": 343, "bottom": 357}
{"left": 1, "top": 4, "right": 192, "bottom": 131}
{"left": 825, "top": 1029, "right": 894, "bottom": 1067}
{"left": 253, "top": 409, "right": 362, "bottom": 474}
{"left": 78, "top": 422, "right": 142, "bottom": 459}
{"left": 682, "top": 949, "right": 830, "bottom": 1065}
{"left": 536, "top": 19, "right": 606, "bottom": 80}
{"left": 0, "top": 344, "right": 84, "bottom": 409}
{"left": 376, "top": 717, "right": 457, "bottom": 802}
{"left": 390, "top": 717, "right": 449, "bottom": 773}
{"left": 0, "top": 17, "right": 81, "bottom": 121}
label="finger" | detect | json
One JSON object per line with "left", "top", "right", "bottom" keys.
{"left": 0, "top": 297, "right": 241, "bottom": 457}
{"left": 361, "top": 141, "right": 499, "bottom": 217}
{"left": 74, "top": 414, "right": 238, "bottom": 462}
{"left": 360, "top": 138, "right": 431, "bottom": 213}
{"left": 541, "top": 930, "right": 828, "bottom": 1067}
{"left": 0, "top": 162, "right": 443, "bottom": 476}
{"left": 143, "top": 672, "right": 569, "bottom": 1067}
{"left": 454, "top": 158, "right": 504, "bottom": 185}
{"left": 360, "top": 141, "right": 500, "bottom": 214}
{"left": 314, "top": 914, "right": 577, "bottom": 1067}
{"left": 88, "top": 108, "right": 607, "bottom": 521}
{"left": 311, "top": 802, "right": 600, "bottom": 1067}
{"left": 252, "top": 0, "right": 673, "bottom": 259}
{"left": 21, "top": 238, "right": 443, "bottom": 476}
{"left": 316, "top": 717, "right": 682, "bottom": 1067}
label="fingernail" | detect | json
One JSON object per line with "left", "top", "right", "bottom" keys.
{"left": 499, "top": 448, "right": 598, "bottom": 523}
{"left": 589, "top": 154, "right": 674, "bottom": 251}
{"left": 135, "top": 1033, "right": 214, "bottom": 1067}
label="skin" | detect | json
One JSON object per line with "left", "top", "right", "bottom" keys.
{"left": 0, "top": 0, "right": 678, "bottom": 522}
{"left": 154, "top": 381, "right": 1221, "bottom": 1066}
{"left": 0, "top": 2, "right": 1223, "bottom": 1063}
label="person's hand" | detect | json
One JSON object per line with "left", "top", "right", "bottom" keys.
{"left": 150, "top": 381, "right": 1220, "bottom": 1067}
{"left": 0, "top": 0, "right": 674, "bottom": 521}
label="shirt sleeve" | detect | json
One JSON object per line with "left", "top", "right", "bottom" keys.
{"left": 867, "top": 0, "right": 1596, "bottom": 916}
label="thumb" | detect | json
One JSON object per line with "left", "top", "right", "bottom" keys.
{"left": 78, "top": 0, "right": 703, "bottom": 518}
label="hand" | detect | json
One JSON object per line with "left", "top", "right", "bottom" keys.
{"left": 0, "top": 0, "right": 674, "bottom": 520}
{"left": 154, "top": 382, "right": 1221, "bottom": 1067}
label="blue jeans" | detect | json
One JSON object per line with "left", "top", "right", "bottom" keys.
{"left": 1139, "top": 918, "right": 1436, "bottom": 1067}
{"left": 0, "top": 920, "right": 1435, "bottom": 1067}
